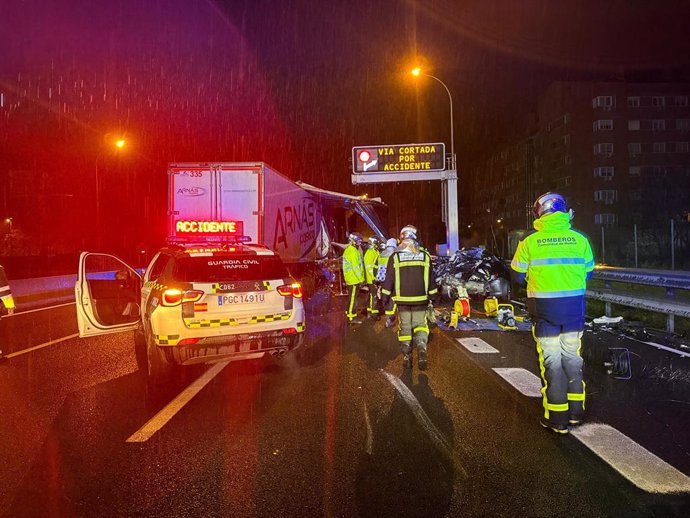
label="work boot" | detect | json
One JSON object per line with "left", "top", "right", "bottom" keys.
{"left": 540, "top": 418, "right": 569, "bottom": 435}
{"left": 385, "top": 316, "right": 395, "bottom": 328}
{"left": 568, "top": 414, "right": 584, "bottom": 427}
{"left": 418, "top": 348, "right": 428, "bottom": 370}
{"left": 402, "top": 353, "right": 413, "bottom": 369}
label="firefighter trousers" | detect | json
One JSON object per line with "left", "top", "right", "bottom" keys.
{"left": 397, "top": 306, "right": 429, "bottom": 355}
{"left": 366, "top": 283, "right": 379, "bottom": 315}
{"left": 533, "top": 319, "right": 585, "bottom": 426}
{"left": 345, "top": 283, "right": 363, "bottom": 321}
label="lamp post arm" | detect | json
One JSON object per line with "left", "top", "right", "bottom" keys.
{"left": 424, "top": 73, "right": 454, "bottom": 164}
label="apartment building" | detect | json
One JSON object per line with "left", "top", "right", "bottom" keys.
{"left": 469, "top": 82, "right": 690, "bottom": 244}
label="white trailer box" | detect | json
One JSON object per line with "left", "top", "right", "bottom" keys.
{"left": 168, "top": 163, "right": 324, "bottom": 264}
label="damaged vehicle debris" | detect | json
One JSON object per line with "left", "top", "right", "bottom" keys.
{"left": 433, "top": 247, "right": 511, "bottom": 301}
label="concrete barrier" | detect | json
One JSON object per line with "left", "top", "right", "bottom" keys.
{"left": 9, "top": 274, "right": 77, "bottom": 310}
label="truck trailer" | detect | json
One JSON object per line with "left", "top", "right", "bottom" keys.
{"left": 168, "top": 162, "right": 388, "bottom": 267}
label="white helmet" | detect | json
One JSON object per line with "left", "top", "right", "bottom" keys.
{"left": 367, "top": 235, "right": 380, "bottom": 248}
{"left": 533, "top": 192, "right": 567, "bottom": 218}
{"left": 348, "top": 232, "right": 363, "bottom": 245}
{"left": 399, "top": 225, "right": 418, "bottom": 241}
{"left": 385, "top": 238, "right": 398, "bottom": 248}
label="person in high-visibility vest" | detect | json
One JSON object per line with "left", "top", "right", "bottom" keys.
{"left": 0, "top": 265, "right": 14, "bottom": 317}
{"left": 1, "top": 264, "right": 16, "bottom": 359}
{"left": 342, "top": 232, "right": 365, "bottom": 325}
{"left": 363, "top": 235, "right": 381, "bottom": 320}
{"left": 381, "top": 226, "right": 438, "bottom": 370}
{"left": 376, "top": 238, "right": 398, "bottom": 328}
{"left": 511, "top": 192, "right": 594, "bottom": 435}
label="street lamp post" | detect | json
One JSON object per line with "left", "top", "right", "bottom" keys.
{"left": 411, "top": 67, "right": 459, "bottom": 253}
{"left": 96, "top": 136, "right": 126, "bottom": 250}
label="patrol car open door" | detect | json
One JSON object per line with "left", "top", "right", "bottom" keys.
{"left": 75, "top": 252, "right": 142, "bottom": 338}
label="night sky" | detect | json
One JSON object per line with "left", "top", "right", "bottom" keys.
{"left": 2, "top": 0, "right": 690, "bottom": 260}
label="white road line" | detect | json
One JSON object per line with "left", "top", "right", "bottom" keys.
{"left": 5, "top": 333, "right": 80, "bottom": 359}
{"left": 492, "top": 368, "right": 543, "bottom": 398}
{"left": 13, "top": 302, "right": 76, "bottom": 316}
{"left": 126, "top": 361, "right": 229, "bottom": 443}
{"left": 380, "top": 370, "right": 467, "bottom": 478}
{"left": 571, "top": 423, "right": 690, "bottom": 494}
{"left": 363, "top": 402, "right": 373, "bottom": 455}
{"left": 456, "top": 337, "right": 499, "bottom": 354}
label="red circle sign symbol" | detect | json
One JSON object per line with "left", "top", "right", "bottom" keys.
{"left": 358, "top": 150, "right": 371, "bottom": 163}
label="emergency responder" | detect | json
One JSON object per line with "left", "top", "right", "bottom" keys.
{"left": 511, "top": 193, "right": 594, "bottom": 435}
{"left": 382, "top": 225, "right": 438, "bottom": 369}
{"left": 1, "top": 264, "right": 16, "bottom": 359}
{"left": 342, "top": 232, "right": 365, "bottom": 325}
{"left": 363, "top": 235, "right": 381, "bottom": 320}
{"left": 376, "top": 238, "right": 398, "bottom": 327}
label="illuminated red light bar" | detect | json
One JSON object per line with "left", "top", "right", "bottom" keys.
{"left": 175, "top": 220, "right": 244, "bottom": 234}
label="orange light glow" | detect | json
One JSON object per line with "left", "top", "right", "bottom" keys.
{"left": 410, "top": 67, "right": 422, "bottom": 76}
{"left": 115, "top": 139, "right": 126, "bottom": 148}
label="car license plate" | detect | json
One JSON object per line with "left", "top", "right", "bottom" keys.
{"left": 218, "top": 293, "right": 265, "bottom": 305}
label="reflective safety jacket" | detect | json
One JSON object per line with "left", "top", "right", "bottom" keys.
{"left": 511, "top": 211, "right": 594, "bottom": 322}
{"left": 375, "top": 248, "right": 394, "bottom": 282}
{"left": 342, "top": 244, "right": 365, "bottom": 285}
{"left": 381, "top": 246, "right": 438, "bottom": 306}
{"left": 0, "top": 265, "right": 15, "bottom": 311}
{"left": 363, "top": 247, "right": 380, "bottom": 284}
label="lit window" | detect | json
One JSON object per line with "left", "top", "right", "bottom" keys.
{"left": 593, "top": 120, "right": 613, "bottom": 131}
{"left": 627, "top": 96, "right": 640, "bottom": 107}
{"left": 628, "top": 166, "right": 641, "bottom": 176}
{"left": 594, "top": 143, "right": 614, "bottom": 156}
{"left": 627, "top": 142, "right": 641, "bottom": 155}
{"left": 653, "top": 142, "right": 666, "bottom": 153}
{"left": 594, "top": 190, "right": 617, "bottom": 203}
{"left": 594, "top": 167, "right": 614, "bottom": 178}
{"left": 628, "top": 120, "right": 640, "bottom": 131}
{"left": 595, "top": 213, "right": 617, "bottom": 225}
{"left": 676, "top": 119, "right": 690, "bottom": 131}
{"left": 592, "top": 96, "right": 615, "bottom": 109}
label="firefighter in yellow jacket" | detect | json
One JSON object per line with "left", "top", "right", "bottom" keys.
{"left": 363, "top": 235, "right": 381, "bottom": 320}
{"left": 1, "top": 264, "right": 16, "bottom": 359}
{"left": 381, "top": 226, "right": 438, "bottom": 369}
{"left": 342, "top": 232, "right": 365, "bottom": 325}
{"left": 0, "top": 264, "right": 14, "bottom": 316}
{"left": 511, "top": 193, "right": 594, "bottom": 434}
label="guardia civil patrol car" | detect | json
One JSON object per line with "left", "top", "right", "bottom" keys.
{"left": 75, "top": 243, "right": 306, "bottom": 385}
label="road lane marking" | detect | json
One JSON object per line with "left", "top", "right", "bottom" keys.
{"left": 5, "top": 333, "right": 80, "bottom": 359}
{"left": 126, "top": 361, "right": 230, "bottom": 443}
{"left": 363, "top": 402, "right": 373, "bottom": 455}
{"left": 571, "top": 423, "right": 690, "bottom": 494}
{"left": 381, "top": 370, "right": 467, "bottom": 478}
{"left": 13, "top": 302, "right": 76, "bottom": 316}
{"left": 492, "top": 368, "right": 543, "bottom": 397}
{"left": 456, "top": 337, "right": 499, "bottom": 354}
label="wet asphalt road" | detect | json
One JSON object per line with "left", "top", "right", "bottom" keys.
{"left": 1, "top": 297, "right": 690, "bottom": 517}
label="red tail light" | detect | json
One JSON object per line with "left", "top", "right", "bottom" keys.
{"left": 162, "top": 289, "right": 182, "bottom": 306}
{"left": 282, "top": 328, "right": 297, "bottom": 335}
{"left": 178, "top": 338, "right": 200, "bottom": 346}
{"left": 277, "top": 282, "right": 303, "bottom": 298}
{"left": 161, "top": 289, "right": 205, "bottom": 307}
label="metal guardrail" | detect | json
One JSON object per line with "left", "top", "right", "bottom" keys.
{"left": 588, "top": 266, "right": 690, "bottom": 332}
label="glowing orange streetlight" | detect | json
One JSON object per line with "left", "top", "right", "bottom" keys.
{"left": 410, "top": 67, "right": 422, "bottom": 77}
{"left": 115, "top": 138, "right": 126, "bottom": 149}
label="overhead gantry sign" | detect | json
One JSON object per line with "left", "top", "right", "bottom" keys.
{"left": 351, "top": 142, "right": 459, "bottom": 254}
